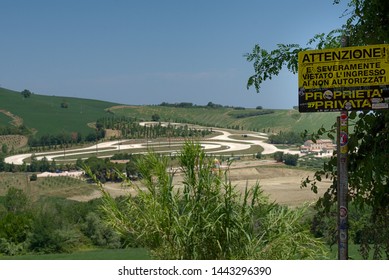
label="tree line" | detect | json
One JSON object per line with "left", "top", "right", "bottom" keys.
{"left": 158, "top": 101, "right": 263, "bottom": 109}
{"left": 0, "top": 125, "right": 30, "bottom": 136}
{"left": 27, "top": 129, "right": 106, "bottom": 152}
{"left": 96, "top": 116, "right": 212, "bottom": 139}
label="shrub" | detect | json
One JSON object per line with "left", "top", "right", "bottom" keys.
{"left": 30, "top": 174, "right": 37, "bottom": 181}
{"left": 273, "top": 151, "right": 284, "bottom": 162}
{"left": 83, "top": 212, "right": 121, "bottom": 248}
{"left": 283, "top": 153, "right": 299, "bottom": 166}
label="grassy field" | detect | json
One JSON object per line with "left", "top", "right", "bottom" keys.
{"left": 0, "top": 87, "right": 118, "bottom": 137}
{"left": 0, "top": 112, "right": 12, "bottom": 127}
{"left": 0, "top": 248, "right": 151, "bottom": 260}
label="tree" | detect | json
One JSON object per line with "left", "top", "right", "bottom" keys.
{"left": 273, "top": 151, "right": 284, "bottom": 162}
{"left": 1, "top": 143, "right": 7, "bottom": 154}
{"left": 283, "top": 153, "right": 299, "bottom": 166}
{"left": 21, "top": 89, "right": 32, "bottom": 98}
{"left": 245, "top": 0, "right": 389, "bottom": 258}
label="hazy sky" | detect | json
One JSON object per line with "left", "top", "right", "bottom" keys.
{"left": 0, "top": 0, "right": 348, "bottom": 109}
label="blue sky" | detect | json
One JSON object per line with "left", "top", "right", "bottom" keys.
{"left": 0, "top": 0, "right": 348, "bottom": 109}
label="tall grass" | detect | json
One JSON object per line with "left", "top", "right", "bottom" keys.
{"left": 84, "top": 141, "right": 329, "bottom": 259}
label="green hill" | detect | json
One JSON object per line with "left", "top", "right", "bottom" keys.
{"left": 1, "top": 87, "right": 338, "bottom": 141}
{"left": 0, "top": 87, "right": 119, "bottom": 137}
{"left": 110, "top": 105, "right": 338, "bottom": 134}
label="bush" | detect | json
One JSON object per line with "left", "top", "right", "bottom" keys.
{"left": 0, "top": 238, "right": 27, "bottom": 256}
{"left": 83, "top": 212, "right": 121, "bottom": 248}
{"left": 28, "top": 204, "right": 85, "bottom": 254}
{"left": 30, "top": 174, "right": 37, "bottom": 181}
{"left": 283, "top": 154, "right": 299, "bottom": 166}
{"left": 273, "top": 151, "right": 284, "bottom": 162}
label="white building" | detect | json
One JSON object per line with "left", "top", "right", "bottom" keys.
{"left": 300, "top": 139, "right": 335, "bottom": 154}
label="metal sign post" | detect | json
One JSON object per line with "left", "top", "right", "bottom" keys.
{"left": 337, "top": 36, "right": 349, "bottom": 260}
{"left": 297, "top": 41, "right": 389, "bottom": 260}
{"left": 337, "top": 111, "right": 348, "bottom": 260}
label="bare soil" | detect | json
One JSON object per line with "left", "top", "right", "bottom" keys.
{"left": 0, "top": 109, "right": 23, "bottom": 127}
{"left": 228, "top": 165, "right": 330, "bottom": 207}
{"left": 74, "top": 160, "right": 330, "bottom": 207}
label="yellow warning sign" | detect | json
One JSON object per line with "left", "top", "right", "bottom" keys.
{"left": 298, "top": 44, "right": 389, "bottom": 112}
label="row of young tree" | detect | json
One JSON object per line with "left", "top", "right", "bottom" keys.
{"left": 268, "top": 131, "right": 305, "bottom": 145}
{"left": 158, "top": 101, "right": 258, "bottom": 109}
{"left": 96, "top": 116, "right": 213, "bottom": 139}
{"left": 27, "top": 129, "right": 106, "bottom": 152}
{"left": 0, "top": 125, "right": 30, "bottom": 136}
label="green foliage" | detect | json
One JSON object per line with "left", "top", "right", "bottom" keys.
{"left": 273, "top": 151, "right": 284, "bottom": 162}
{"left": 305, "top": 111, "right": 389, "bottom": 258}
{"left": 245, "top": 44, "right": 306, "bottom": 92}
{"left": 0, "top": 238, "right": 27, "bottom": 256}
{"left": 84, "top": 141, "right": 328, "bottom": 259}
{"left": 244, "top": 29, "right": 343, "bottom": 93}
{"left": 343, "top": 0, "right": 389, "bottom": 45}
{"left": 0, "top": 186, "right": 126, "bottom": 256}
{"left": 1, "top": 144, "right": 7, "bottom": 154}
{"left": 82, "top": 156, "right": 126, "bottom": 183}
{"left": 27, "top": 201, "right": 84, "bottom": 253}
{"left": 0, "top": 188, "right": 32, "bottom": 256}
{"left": 4, "top": 187, "right": 29, "bottom": 213}
{"left": 272, "top": 152, "right": 299, "bottom": 166}
{"left": 246, "top": 0, "right": 389, "bottom": 258}
{"left": 83, "top": 212, "right": 121, "bottom": 249}
{"left": 0, "top": 212, "right": 32, "bottom": 244}
{"left": 21, "top": 89, "right": 32, "bottom": 98}
{"left": 283, "top": 154, "right": 299, "bottom": 166}
{"left": 0, "top": 248, "right": 150, "bottom": 260}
